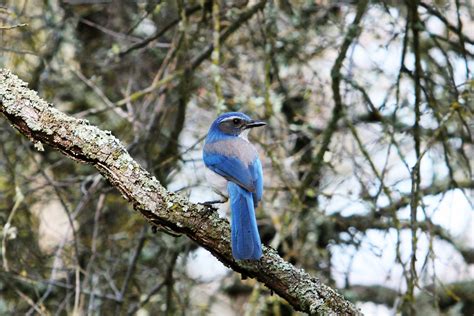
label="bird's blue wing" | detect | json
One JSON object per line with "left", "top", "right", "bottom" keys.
{"left": 250, "top": 158, "right": 263, "bottom": 206}
{"left": 203, "top": 152, "right": 256, "bottom": 192}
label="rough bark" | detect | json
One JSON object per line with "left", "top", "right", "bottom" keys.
{"left": 0, "top": 68, "right": 361, "bottom": 315}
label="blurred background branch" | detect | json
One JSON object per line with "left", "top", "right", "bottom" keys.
{"left": 0, "top": 0, "right": 472, "bottom": 315}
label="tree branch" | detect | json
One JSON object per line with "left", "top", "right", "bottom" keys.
{"left": 330, "top": 212, "right": 474, "bottom": 264}
{"left": 344, "top": 281, "right": 474, "bottom": 314}
{"left": 300, "top": 0, "right": 369, "bottom": 192}
{"left": 0, "top": 69, "right": 361, "bottom": 315}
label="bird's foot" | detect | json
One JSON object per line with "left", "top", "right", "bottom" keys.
{"left": 198, "top": 199, "right": 227, "bottom": 207}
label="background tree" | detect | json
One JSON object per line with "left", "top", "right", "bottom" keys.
{"left": 0, "top": 0, "right": 472, "bottom": 315}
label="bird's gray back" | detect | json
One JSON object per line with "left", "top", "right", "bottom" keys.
{"left": 204, "top": 138, "right": 258, "bottom": 166}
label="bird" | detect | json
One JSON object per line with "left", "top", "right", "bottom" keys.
{"left": 203, "top": 112, "right": 266, "bottom": 260}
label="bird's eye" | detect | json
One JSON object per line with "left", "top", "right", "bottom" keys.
{"left": 232, "top": 118, "right": 241, "bottom": 125}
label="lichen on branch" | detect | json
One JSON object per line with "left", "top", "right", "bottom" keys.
{"left": 0, "top": 68, "right": 360, "bottom": 315}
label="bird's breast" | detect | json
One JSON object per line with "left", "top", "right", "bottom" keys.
{"left": 204, "top": 138, "right": 258, "bottom": 166}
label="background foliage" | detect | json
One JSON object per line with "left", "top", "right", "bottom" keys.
{"left": 0, "top": 0, "right": 472, "bottom": 315}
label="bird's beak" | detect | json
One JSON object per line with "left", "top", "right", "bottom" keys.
{"left": 245, "top": 120, "right": 266, "bottom": 129}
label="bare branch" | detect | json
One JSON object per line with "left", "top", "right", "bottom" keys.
{"left": 345, "top": 281, "right": 474, "bottom": 314}
{"left": 300, "top": 0, "right": 369, "bottom": 192}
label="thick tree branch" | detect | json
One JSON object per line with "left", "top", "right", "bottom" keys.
{"left": 0, "top": 69, "right": 360, "bottom": 315}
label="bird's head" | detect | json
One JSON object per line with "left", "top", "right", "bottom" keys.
{"left": 209, "top": 112, "right": 266, "bottom": 138}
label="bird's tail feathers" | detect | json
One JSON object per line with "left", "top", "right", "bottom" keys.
{"left": 228, "top": 182, "right": 263, "bottom": 260}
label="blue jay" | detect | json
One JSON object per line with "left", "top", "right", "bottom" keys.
{"left": 203, "top": 112, "right": 266, "bottom": 260}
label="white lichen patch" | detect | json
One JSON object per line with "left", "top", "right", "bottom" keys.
{"left": 34, "top": 141, "right": 45, "bottom": 151}
{"left": 73, "top": 125, "right": 100, "bottom": 141}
